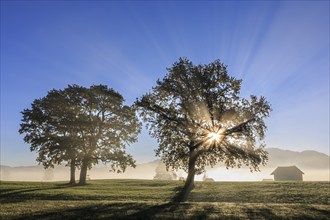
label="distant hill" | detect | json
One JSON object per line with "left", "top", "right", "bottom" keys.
{"left": 204, "top": 147, "right": 329, "bottom": 171}
{"left": 1, "top": 148, "right": 329, "bottom": 181}
{"left": 266, "top": 148, "right": 329, "bottom": 170}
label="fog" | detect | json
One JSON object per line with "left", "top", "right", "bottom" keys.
{"left": 204, "top": 167, "right": 329, "bottom": 182}
{"left": 1, "top": 148, "right": 329, "bottom": 182}
{"left": 1, "top": 164, "right": 329, "bottom": 182}
{"left": 0, "top": 163, "right": 156, "bottom": 182}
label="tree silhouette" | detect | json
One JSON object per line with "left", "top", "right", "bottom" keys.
{"left": 20, "top": 84, "right": 141, "bottom": 184}
{"left": 136, "top": 58, "right": 271, "bottom": 201}
{"left": 19, "top": 86, "right": 83, "bottom": 183}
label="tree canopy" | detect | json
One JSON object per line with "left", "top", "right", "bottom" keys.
{"left": 136, "top": 58, "right": 271, "bottom": 200}
{"left": 19, "top": 84, "right": 141, "bottom": 184}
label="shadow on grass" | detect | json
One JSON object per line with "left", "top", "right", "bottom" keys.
{"left": 9, "top": 202, "right": 231, "bottom": 220}
{"left": 2, "top": 183, "right": 330, "bottom": 219}
{"left": 10, "top": 202, "right": 329, "bottom": 220}
{"left": 3, "top": 185, "right": 229, "bottom": 220}
{"left": 0, "top": 183, "right": 82, "bottom": 204}
{"left": 243, "top": 207, "right": 278, "bottom": 220}
{"left": 10, "top": 202, "right": 173, "bottom": 220}
{"left": 1, "top": 182, "right": 182, "bottom": 205}
{"left": 308, "top": 207, "right": 330, "bottom": 219}
{"left": 0, "top": 183, "right": 180, "bottom": 204}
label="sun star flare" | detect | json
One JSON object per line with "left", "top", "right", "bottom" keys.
{"left": 207, "top": 129, "right": 224, "bottom": 143}
{"left": 208, "top": 132, "right": 220, "bottom": 141}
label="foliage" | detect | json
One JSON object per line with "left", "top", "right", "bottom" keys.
{"left": 19, "top": 86, "right": 81, "bottom": 169}
{"left": 19, "top": 84, "right": 141, "bottom": 184}
{"left": 136, "top": 58, "right": 271, "bottom": 198}
{"left": 0, "top": 180, "right": 329, "bottom": 219}
{"left": 137, "top": 58, "right": 271, "bottom": 172}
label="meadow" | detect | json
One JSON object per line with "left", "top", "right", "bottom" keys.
{"left": 0, "top": 180, "right": 329, "bottom": 219}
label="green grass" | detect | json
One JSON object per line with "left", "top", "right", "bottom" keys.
{"left": 0, "top": 180, "right": 329, "bottom": 219}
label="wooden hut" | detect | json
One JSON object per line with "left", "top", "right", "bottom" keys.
{"left": 271, "top": 166, "right": 304, "bottom": 181}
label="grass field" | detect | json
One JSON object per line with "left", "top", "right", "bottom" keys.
{"left": 0, "top": 180, "right": 329, "bottom": 219}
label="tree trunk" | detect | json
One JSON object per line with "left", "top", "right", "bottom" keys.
{"left": 177, "top": 150, "right": 198, "bottom": 202}
{"left": 79, "top": 161, "right": 88, "bottom": 185}
{"left": 69, "top": 159, "right": 76, "bottom": 184}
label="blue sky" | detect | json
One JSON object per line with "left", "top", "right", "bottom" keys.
{"left": 1, "top": 1, "right": 329, "bottom": 166}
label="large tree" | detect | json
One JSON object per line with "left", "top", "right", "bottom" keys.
{"left": 75, "top": 85, "right": 141, "bottom": 184}
{"left": 136, "top": 58, "right": 271, "bottom": 201}
{"left": 20, "top": 84, "right": 141, "bottom": 184}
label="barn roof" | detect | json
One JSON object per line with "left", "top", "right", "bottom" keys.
{"left": 271, "top": 166, "right": 304, "bottom": 175}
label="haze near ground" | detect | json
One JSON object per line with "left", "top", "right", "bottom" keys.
{"left": 1, "top": 148, "right": 328, "bottom": 182}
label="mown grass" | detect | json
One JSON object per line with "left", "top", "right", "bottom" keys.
{"left": 0, "top": 180, "right": 329, "bottom": 219}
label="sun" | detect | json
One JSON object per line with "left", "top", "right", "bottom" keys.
{"left": 208, "top": 131, "right": 221, "bottom": 142}
{"left": 201, "top": 125, "right": 225, "bottom": 146}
